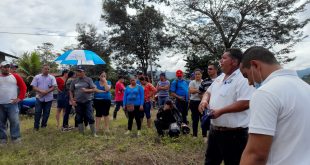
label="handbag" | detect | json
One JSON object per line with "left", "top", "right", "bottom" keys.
{"left": 126, "top": 104, "right": 135, "bottom": 112}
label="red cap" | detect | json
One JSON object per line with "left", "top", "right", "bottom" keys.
{"left": 176, "top": 70, "right": 183, "bottom": 77}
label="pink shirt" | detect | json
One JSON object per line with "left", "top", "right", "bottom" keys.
{"left": 115, "top": 81, "right": 125, "bottom": 101}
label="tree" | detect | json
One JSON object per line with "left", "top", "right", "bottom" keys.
{"left": 169, "top": 0, "right": 310, "bottom": 64}
{"left": 102, "top": 0, "right": 173, "bottom": 75}
{"left": 36, "top": 42, "right": 58, "bottom": 72}
{"left": 184, "top": 54, "right": 219, "bottom": 78}
{"left": 17, "top": 51, "right": 41, "bottom": 84}
{"left": 76, "top": 23, "right": 113, "bottom": 80}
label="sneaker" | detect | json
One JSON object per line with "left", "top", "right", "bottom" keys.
{"left": 12, "top": 138, "right": 22, "bottom": 144}
{"left": 61, "top": 127, "right": 70, "bottom": 132}
{"left": 137, "top": 131, "right": 141, "bottom": 136}
{"left": 203, "top": 137, "right": 208, "bottom": 143}
{"left": 93, "top": 134, "right": 99, "bottom": 138}
{"left": 124, "top": 130, "right": 131, "bottom": 135}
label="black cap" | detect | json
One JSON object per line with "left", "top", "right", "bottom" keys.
{"left": 76, "top": 66, "right": 85, "bottom": 72}
{"left": 160, "top": 72, "right": 166, "bottom": 77}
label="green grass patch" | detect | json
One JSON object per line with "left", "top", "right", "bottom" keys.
{"left": 0, "top": 106, "right": 206, "bottom": 164}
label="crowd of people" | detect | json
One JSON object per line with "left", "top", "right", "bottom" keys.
{"left": 0, "top": 46, "right": 310, "bottom": 164}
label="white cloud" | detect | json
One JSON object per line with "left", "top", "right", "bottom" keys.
{"left": 0, "top": 0, "right": 309, "bottom": 71}
{"left": 0, "top": 0, "right": 102, "bottom": 55}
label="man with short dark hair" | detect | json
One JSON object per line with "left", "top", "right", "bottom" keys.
{"left": 31, "top": 64, "right": 57, "bottom": 130}
{"left": 0, "top": 61, "right": 27, "bottom": 144}
{"left": 199, "top": 48, "right": 255, "bottom": 165}
{"left": 70, "top": 66, "right": 97, "bottom": 136}
{"left": 240, "top": 46, "right": 310, "bottom": 165}
{"left": 198, "top": 64, "right": 219, "bottom": 143}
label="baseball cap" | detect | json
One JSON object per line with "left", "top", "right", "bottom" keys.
{"left": 176, "top": 70, "right": 183, "bottom": 77}
{"left": 76, "top": 65, "right": 85, "bottom": 72}
{"left": 0, "top": 61, "right": 11, "bottom": 67}
{"left": 160, "top": 72, "right": 166, "bottom": 77}
{"left": 11, "top": 63, "right": 18, "bottom": 68}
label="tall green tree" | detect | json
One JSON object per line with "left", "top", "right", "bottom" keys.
{"left": 36, "top": 42, "right": 58, "bottom": 72}
{"left": 76, "top": 23, "right": 113, "bottom": 80}
{"left": 102, "top": 0, "right": 173, "bottom": 75}
{"left": 169, "top": 0, "right": 310, "bottom": 65}
{"left": 17, "top": 51, "right": 41, "bottom": 82}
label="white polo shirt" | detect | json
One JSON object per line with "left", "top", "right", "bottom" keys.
{"left": 249, "top": 69, "right": 310, "bottom": 165}
{"left": 207, "top": 69, "right": 255, "bottom": 128}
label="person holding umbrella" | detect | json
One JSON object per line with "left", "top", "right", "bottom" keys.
{"left": 69, "top": 66, "right": 97, "bottom": 137}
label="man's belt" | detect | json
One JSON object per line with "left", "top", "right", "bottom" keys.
{"left": 211, "top": 125, "right": 248, "bottom": 131}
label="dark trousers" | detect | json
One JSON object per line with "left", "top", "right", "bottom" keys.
{"left": 189, "top": 100, "right": 207, "bottom": 137}
{"left": 154, "top": 119, "right": 170, "bottom": 136}
{"left": 127, "top": 106, "right": 142, "bottom": 130}
{"left": 175, "top": 99, "right": 188, "bottom": 124}
{"left": 205, "top": 126, "right": 248, "bottom": 165}
{"left": 34, "top": 99, "right": 52, "bottom": 129}
{"left": 114, "top": 101, "right": 126, "bottom": 119}
{"left": 75, "top": 101, "right": 95, "bottom": 125}
{"left": 62, "top": 104, "right": 72, "bottom": 128}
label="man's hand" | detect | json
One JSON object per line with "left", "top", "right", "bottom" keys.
{"left": 209, "top": 109, "right": 223, "bottom": 119}
{"left": 70, "top": 99, "right": 77, "bottom": 106}
{"left": 139, "top": 105, "right": 144, "bottom": 111}
{"left": 11, "top": 98, "right": 21, "bottom": 104}
{"left": 199, "top": 101, "right": 208, "bottom": 113}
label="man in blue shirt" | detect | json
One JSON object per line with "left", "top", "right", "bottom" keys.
{"left": 170, "top": 70, "right": 189, "bottom": 124}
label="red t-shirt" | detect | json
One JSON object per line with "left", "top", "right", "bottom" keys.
{"left": 56, "top": 77, "right": 65, "bottom": 91}
{"left": 115, "top": 81, "right": 125, "bottom": 101}
{"left": 143, "top": 83, "right": 157, "bottom": 102}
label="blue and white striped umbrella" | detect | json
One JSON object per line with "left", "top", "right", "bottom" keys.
{"left": 54, "top": 50, "right": 106, "bottom": 65}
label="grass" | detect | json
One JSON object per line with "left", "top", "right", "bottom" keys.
{"left": 0, "top": 105, "right": 206, "bottom": 164}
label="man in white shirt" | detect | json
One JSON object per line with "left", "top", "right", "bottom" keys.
{"left": 240, "top": 46, "right": 310, "bottom": 165}
{"left": 199, "top": 48, "right": 255, "bottom": 165}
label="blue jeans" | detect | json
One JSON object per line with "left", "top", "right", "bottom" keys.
{"left": 142, "top": 101, "right": 152, "bottom": 119}
{"left": 158, "top": 96, "right": 169, "bottom": 107}
{"left": 34, "top": 99, "right": 52, "bottom": 129}
{"left": 75, "top": 101, "right": 95, "bottom": 125}
{"left": 0, "top": 104, "right": 21, "bottom": 141}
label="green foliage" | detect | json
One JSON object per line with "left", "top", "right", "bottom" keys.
{"left": 76, "top": 23, "right": 114, "bottom": 78}
{"left": 168, "top": 0, "right": 310, "bottom": 67}
{"left": 184, "top": 53, "right": 219, "bottom": 78}
{"left": 102, "top": 0, "right": 174, "bottom": 75}
{"left": 17, "top": 51, "right": 41, "bottom": 82}
{"left": 302, "top": 74, "right": 310, "bottom": 84}
{"left": 36, "top": 42, "right": 58, "bottom": 73}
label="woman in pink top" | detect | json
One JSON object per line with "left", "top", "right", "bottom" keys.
{"left": 113, "top": 76, "right": 126, "bottom": 119}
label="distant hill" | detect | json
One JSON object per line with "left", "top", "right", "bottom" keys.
{"left": 297, "top": 67, "right": 310, "bottom": 78}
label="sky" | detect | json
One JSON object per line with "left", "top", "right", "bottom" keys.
{"left": 0, "top": 0, "right": 309, "bottom": 72}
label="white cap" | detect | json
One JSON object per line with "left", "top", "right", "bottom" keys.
{"left": 0, "top": 61, "right": 10, "bottom": 67}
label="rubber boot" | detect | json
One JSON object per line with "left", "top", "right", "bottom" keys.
{"left": 90, "top": 124, "right": 98, "bottom": 137}
{"left": 78, "top": 124, "right": 84, "bottom": 134}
